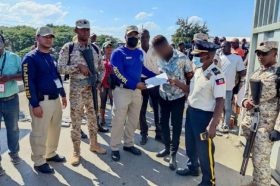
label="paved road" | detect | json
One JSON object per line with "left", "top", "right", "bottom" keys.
{"left": 0, "top": 84, "right": 277, "bottom": 186}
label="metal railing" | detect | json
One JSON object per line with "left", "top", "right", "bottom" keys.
{"left": 254, "top": 0, "right": 280, "bottom": 28}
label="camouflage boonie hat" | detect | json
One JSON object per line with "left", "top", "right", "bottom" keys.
{"left": 36, "top": 26, "right": 55, "bottom": 37}
{"left": 191, "top": 40, "right": 220, "bottom": 55}
{"left": 193, "top": 33, "right": 208, "bottom": 41}
{"left": 76, "top": 19, "right": 90, "bottom": 29}
{"left": 255, "top": 41, "right": 279, "bottom": 53}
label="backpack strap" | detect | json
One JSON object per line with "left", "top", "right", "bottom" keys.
{"left": 67, "top": 42, "right": 74, "bottom": 65}
{"left": 64, "top": 42, "right": 75, "bottom": 81}
{"left": 91, "top": 43, "right": 100, "bottom": 55}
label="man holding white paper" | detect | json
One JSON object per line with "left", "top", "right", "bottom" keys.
{"left": 152, "top": 35, "right": 192, "bottom": 171}
{"left": 145, "top": 73, "right": 168, "bottom": 88}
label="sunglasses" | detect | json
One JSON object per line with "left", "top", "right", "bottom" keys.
{"left": 256, "top": 51, "right": 270, "bottom": 57}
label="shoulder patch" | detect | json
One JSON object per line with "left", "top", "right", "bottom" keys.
{"left": 211, "top": 67, "right": 221, "bottom": 75}
{"left": 215, "top": 78, "right": 225, "bottom": 85}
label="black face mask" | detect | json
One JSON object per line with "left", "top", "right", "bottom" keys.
{"left": 127, "top": 37, "right": 138, "bottom": 48}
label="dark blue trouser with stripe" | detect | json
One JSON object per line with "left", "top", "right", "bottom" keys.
{"left": 185, "top": 106, "right": 216, "bottom": 186}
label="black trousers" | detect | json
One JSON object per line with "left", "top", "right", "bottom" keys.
{"left": 139, "top": 86, "right": 161, "bottom": 137}
{"left": 185, "top": 106, "right": 215, "bottom": 186}
{"left": 159, "top": 96, "right": 185, "bottom": 155}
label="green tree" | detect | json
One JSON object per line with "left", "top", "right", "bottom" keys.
{"left": 0, "top": 26, "right": 36, "bottom": 55}
{"left": 172, "top": 18, "right": 209, "bottom": 45}
{"left": 47, "top": 24, "right": 75, "bottom": 49}
{"left": 17, "top": 46, "right": 33, "bottom": 58}
{"left": 0, "top": 25, "right": 121, "bottom": 57}
{"left": 96, "top": 34, "right": 122, "bottom": 49}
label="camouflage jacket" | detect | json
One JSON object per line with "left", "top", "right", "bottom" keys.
{"left": 242, "top": 64, "right": 280, "bottom": 132}
{"left": 58, "top": 41, "right": 103, "bottom": 80}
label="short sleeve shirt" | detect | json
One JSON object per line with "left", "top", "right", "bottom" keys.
{"left": 0, "top": 50, "right": 21, "bottom": 98}
{"left": 141, "top": 45, "right": 160, "bottom": 75}
{"left": 158, "top": 49, "right": 192, "bottom": 101}
{"left": 188, "top": 63, "right": 226, "bottom": 111}
{"left": 220, "top": 54, "right": 245, "bottom": 90}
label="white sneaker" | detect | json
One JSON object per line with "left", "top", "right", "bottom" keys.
{"left": 219, "top": 125, "right": 229, "bottom": 133}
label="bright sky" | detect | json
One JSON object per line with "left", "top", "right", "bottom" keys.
{"left": 0, "top": 0, "right": 254, "bottom": 41}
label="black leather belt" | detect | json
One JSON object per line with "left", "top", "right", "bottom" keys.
{"left": 38, "top": 94, "right": 59, "bottom": 102}
{"left": 115, "top": 83, "right": 130, "bottom": 89}
{"left": 0, "top": 94, "right": 17, "bottom": 102}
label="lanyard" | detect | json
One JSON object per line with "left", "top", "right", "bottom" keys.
{"left": 39, "top": 53, "right": 57, "bottom": 78}
{"left": 0, "top": 53, "right": 6, "bottom": 76}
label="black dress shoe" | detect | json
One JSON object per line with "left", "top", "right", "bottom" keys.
{"left": 197, "top": 182, "right": 215, "bottom": 186}
{"left": 169, "top": 155, "right": 177, "bottom": 171}
{"left": 34, "top": 163, "right": 55, "bottom": 174}
{"left": 176, "top": 167, "right": 199, "bottom": 176}
{"left": 81, "top": 130, "right": 88, "bottom": 139}
{"left": 140, "top": 136, "right": 148, "bottom": 145}
{"left": 155, "top": 135, "right": 163, "bottom": 143}
{"left": 98, "top": 125, "right": 109, "bottom": 133}
{"left": 46, "top": 154, "right": 66, "bottom": 163}
{"left": 123, "top": 146, "right": 142, "bottom": 156}
{"left": 111, "top": 151, "right": 120, "bottom": 161}
{"left": 156, "top": 149, "right": 170, "bottom": 158}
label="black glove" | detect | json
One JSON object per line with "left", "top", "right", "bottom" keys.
{"left": 269, "top": 130, "right": 280, "bottom": 142}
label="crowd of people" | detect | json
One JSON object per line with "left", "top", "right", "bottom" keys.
{"left": 0, "top": 18, "right": 280, "bottom": 186}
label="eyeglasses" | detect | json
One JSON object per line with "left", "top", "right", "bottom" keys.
{"left": 256, "top": 51, "right": 269, "bottom": 57}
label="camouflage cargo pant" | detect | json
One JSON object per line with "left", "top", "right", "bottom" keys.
{"left": 70, "top": 80, "right": 98, "bottom": 144}
{"left": 242, "top": 124, "right": 273, "bottom": 186}
{"left": 251, "top": 128, "right": 273, "bottom": 186}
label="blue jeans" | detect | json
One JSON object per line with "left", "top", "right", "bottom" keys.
{"left": 223, "top": 90, "right": 233, "bottom": 127}
{"left": 0, "top": 94, "right": 20, "bottom": 160}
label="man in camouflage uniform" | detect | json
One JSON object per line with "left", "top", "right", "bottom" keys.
{"left": 58, "top": 19, "right": 106, "bottom": 166}
{"left": 241, "top": 41, "right": 280, "bottom": 186}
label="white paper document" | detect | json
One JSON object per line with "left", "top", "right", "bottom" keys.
{"left": 145, "top": 73, "right": 168, "bottom": 88}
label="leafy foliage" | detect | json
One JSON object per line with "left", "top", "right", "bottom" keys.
{"left": 172, "top": 18, "right": 209, "bottom": 45}
{"left": 0, "top": 25, "right": 121, "bottom": 57}
{"left": 96, "top": 34, "right": 122, "bottom": 49}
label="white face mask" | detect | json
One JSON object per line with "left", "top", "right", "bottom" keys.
{"left": 193, "top": 56, "right": 202, "bottom": 68}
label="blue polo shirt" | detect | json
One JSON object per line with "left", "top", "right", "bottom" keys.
{"left": 111, "top": 46, "right": 155, "bottom": 90}
{"left": 0, "top": 50, "right": 21, "bottom": 98}
{"left": 22, "top": 49, "right": 66, "bottom": 107}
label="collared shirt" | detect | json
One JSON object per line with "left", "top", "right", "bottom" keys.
{"left": 111, "top": 46, "right": 156, "bottom": 90}
{"left": 220, "top": 54, "right": 245, "bottom": 90}
{"left": 58, "top": 41, "right": 101, "bottom": 80}
{"left": 188, "top": 63, "right": 226, "bottom": 112}
{"left": 22, "top": 49, "right": 66, "bottom": 107}
{"left": 0, "top": 50, "right": 21, "bottom": 98}
{"left": 158, "top": 49, "right": 192, "bottom": 101}
{"left": 141, "top": 45, "right": 160, "bottom": 75}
